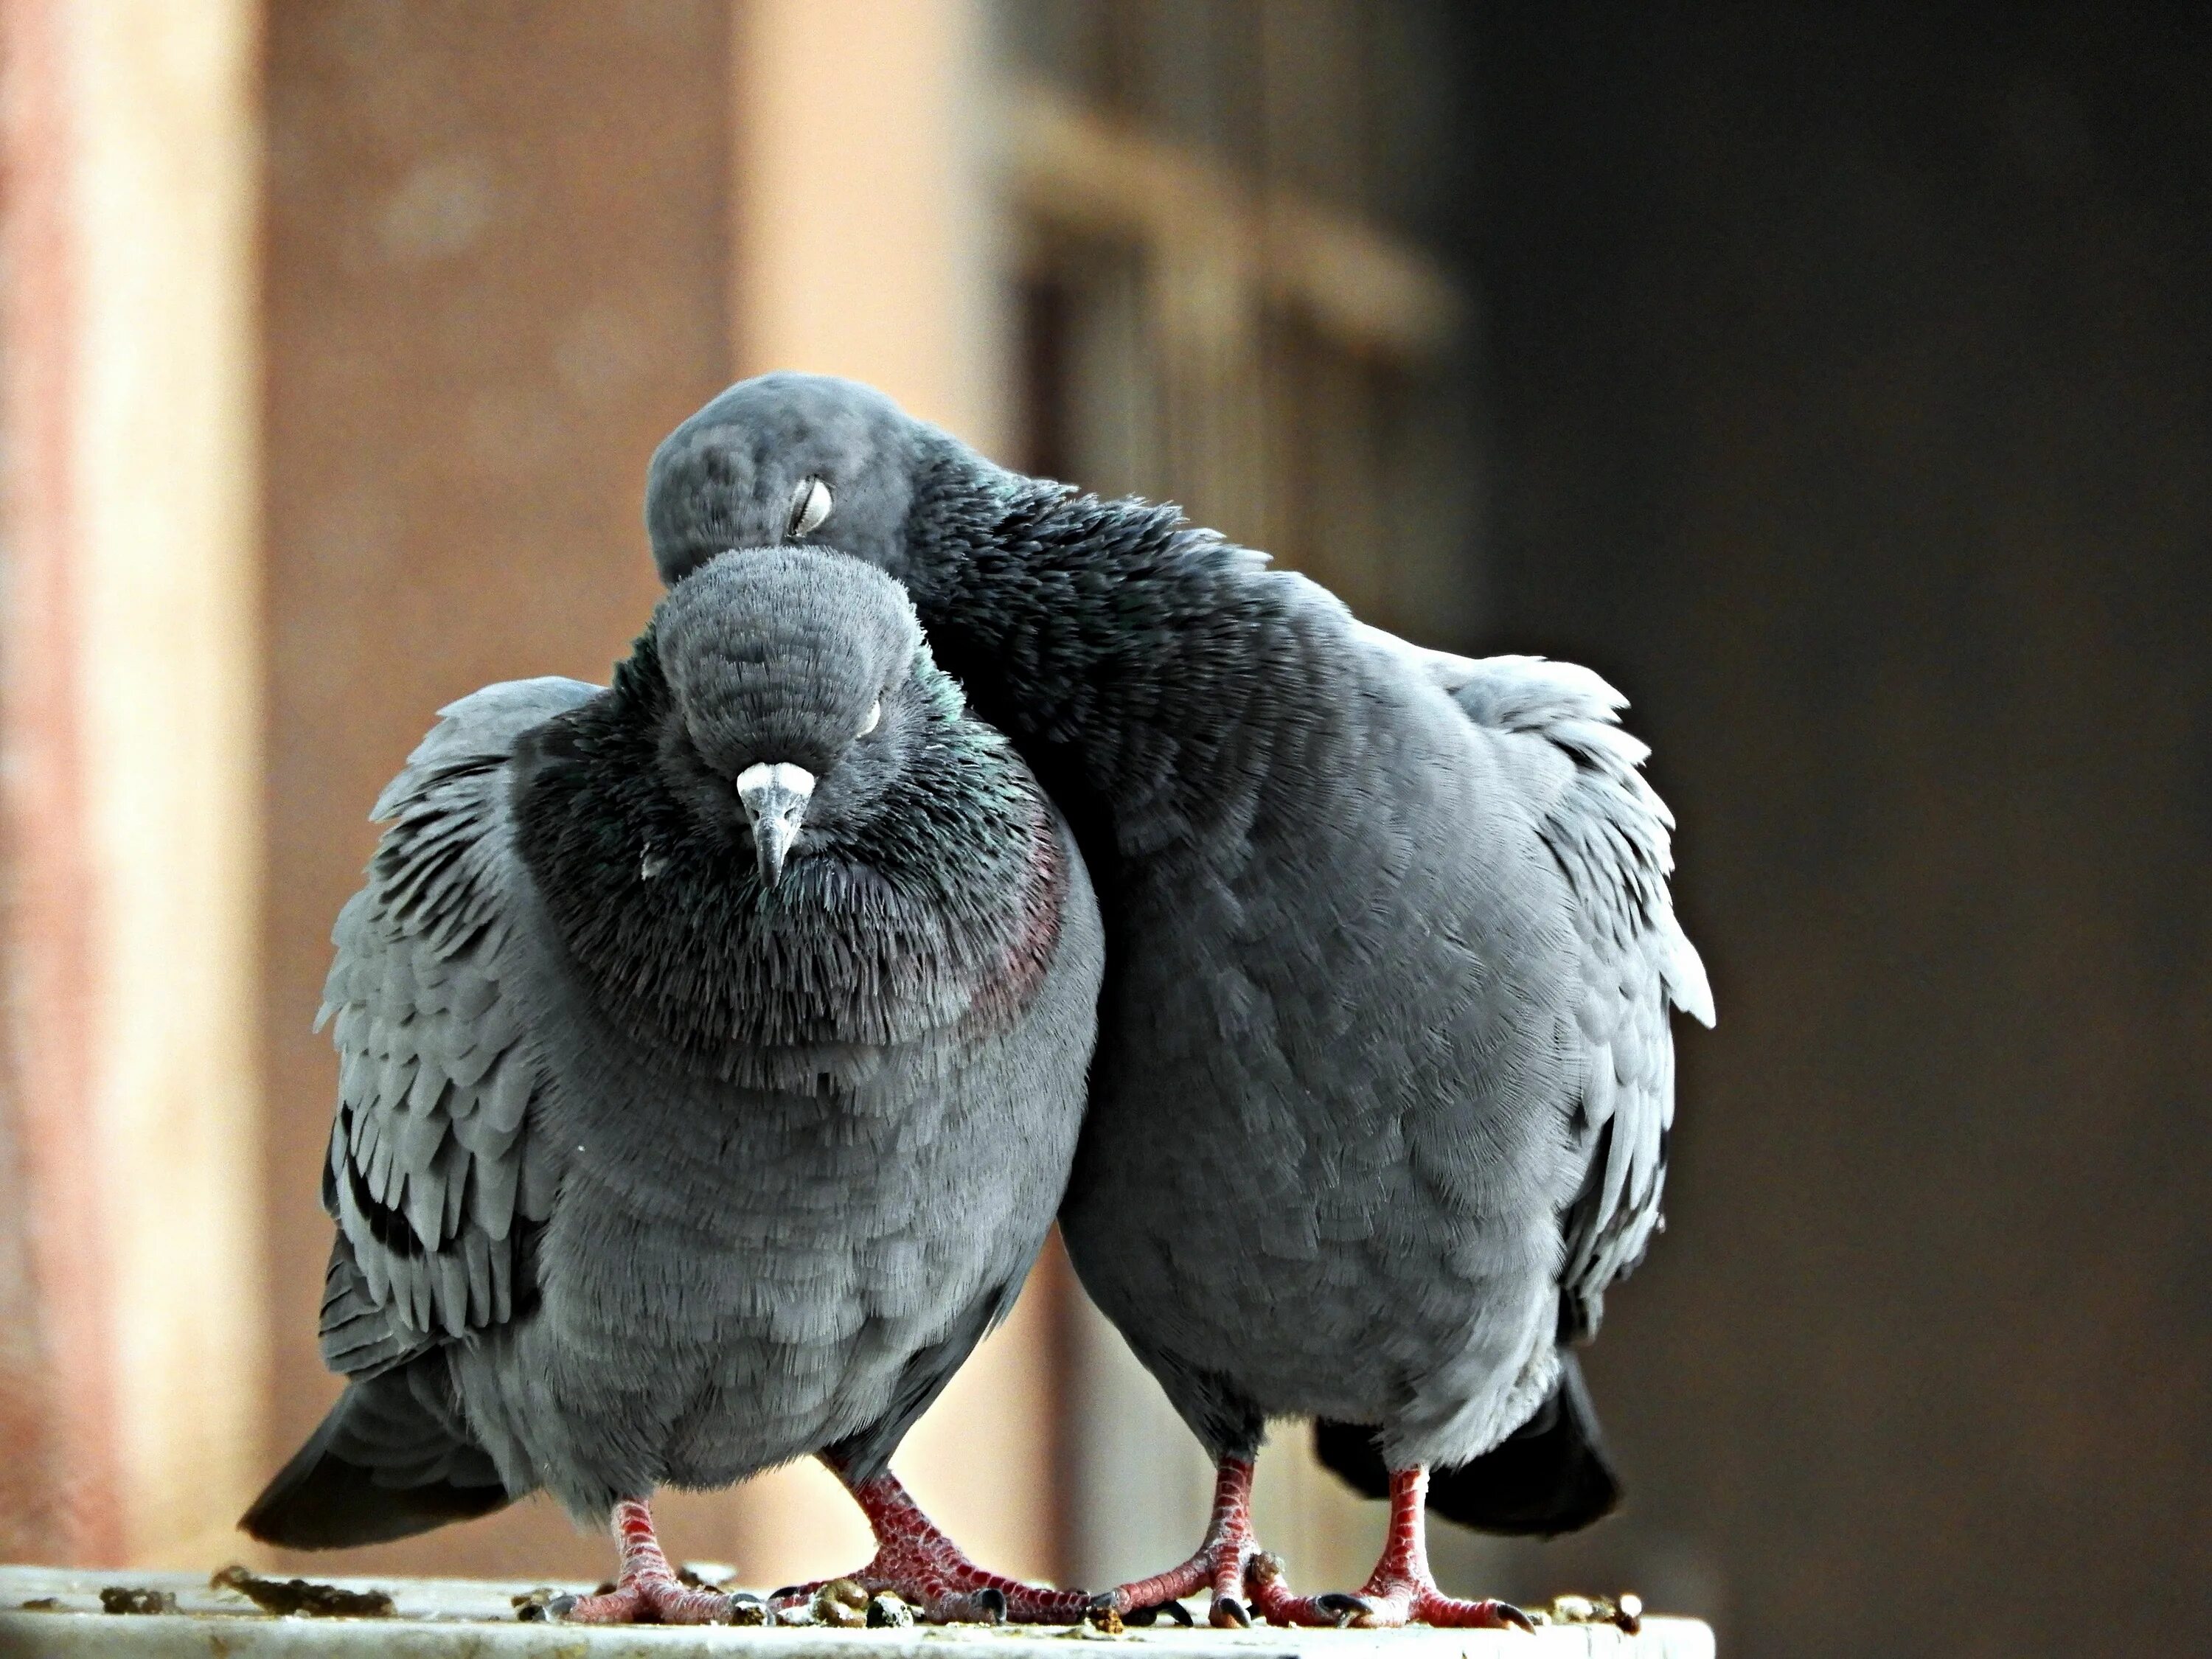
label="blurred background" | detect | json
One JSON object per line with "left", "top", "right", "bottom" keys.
{"left": 1, "top": 4, "right": 2207, "bottom": 1657}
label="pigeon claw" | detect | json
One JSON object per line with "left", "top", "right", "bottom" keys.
{"left": 950, "top": 1587, "right": 1008, "bottom": 1625}
{"left": 1244, "top": 1562, "right": 1357, "bottom": 1628}
{"left": 1360, "top": 1588, "right": 1536, "bottom": 1631}
{"left": 1111, "top": 1595, "right": 1195, "bottom": 1628}
{"left": 1210, "top": 1594, "right": 1252, "bottom": 1629}
{"left": 1242, "top": 1549, "right": 1335, "bottom": 1627}
{"left": 1318, "top": 1592, "right": 1374, "bottom": 1625}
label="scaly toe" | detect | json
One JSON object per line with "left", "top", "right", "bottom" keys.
{"left": 1408, "top": 1590, "right": 1534, "bottom": 1631}
{"left": 1099, "top": 1559, "right": 1218, "bottom": 1619}
{"left": 809, "top": 1543, "right": 1084, "bottom": 1624}
{"left": 554, "top": 1586, "right": 644, "bottom": 1624}
{"left": 1285, "top": 1596, "right": 1384, "bottom": 1628}
{"left": 1245, "top": 1554, "right": 1368, "bottom": 1628}
{"left": 996, "top": 1585, "right": 1097, "bottom": 1624}
{"left": 557, "top": 1579, "right": 736, "bottom": 1626}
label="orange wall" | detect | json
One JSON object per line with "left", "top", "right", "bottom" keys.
{"left": 259, "top": 0, "right": 734, "bottom": 1579}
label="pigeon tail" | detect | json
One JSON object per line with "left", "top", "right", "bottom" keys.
{"left": 1312, "top": 1354, "right": 1621, "bottom": 1538}
{"left": 240, "top": 1366, "right": 511, "bottom": 1549}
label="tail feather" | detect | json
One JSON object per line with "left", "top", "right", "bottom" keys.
{"left": 240, "top": 1363, "right": 511, "bottom": 1549}
{"left": 1313, "top": 1354, "right": 1622, "bottom": 1538}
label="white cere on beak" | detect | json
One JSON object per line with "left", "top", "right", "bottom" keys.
{"left": 857, "top": 700, "right": 880, "bottom": 738}
{"left": 786, "top": 476, "right": 832, "bottom": 539}
{"left": 737, "top": 761, "right": 815, "bottom": 803}
{"left": 735, "top": 761, "right": 816, "bottom": 887}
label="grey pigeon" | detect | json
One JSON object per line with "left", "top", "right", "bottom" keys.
{"left": 644, "top": 375, "right": 1714, "bottom": 1630}
{"left": 242, "top": 547, "right": 1104, "bottom": 1625}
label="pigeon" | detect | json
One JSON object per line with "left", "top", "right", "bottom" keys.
{"left": 241, "top": 546, "right": 1105, "bottom": 1625}
{"left": 644, "top": 375, "right": 1714, "bottom": 1630}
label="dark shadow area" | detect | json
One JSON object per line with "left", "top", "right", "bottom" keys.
{"left": 1458, "top": 6, "right": 2212, "bottom": 1655}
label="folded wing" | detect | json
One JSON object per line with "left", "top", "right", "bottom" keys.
{"left": 316, "top": 676, "right": 597, "bottom": 1375}
{"left": 1357, "top": 628, "right": 1713, "bottom": 1340}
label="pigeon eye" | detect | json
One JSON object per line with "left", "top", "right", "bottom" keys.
{"left": 857, "top": 700, "right": 881, "bottom": 738}
{"left": 787, "top": 476, "right": 832, "bottom": 539}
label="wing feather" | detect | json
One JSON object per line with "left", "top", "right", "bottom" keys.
{"left": 1360, "top": 629, "right": 1713, "bottom": 1342}
{"left": 314, "top": 675, "right": 596, "bottom": 1377}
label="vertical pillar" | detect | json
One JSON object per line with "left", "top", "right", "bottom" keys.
{"left": 0, "top": 0, "right": 265, "bottom": 1567}
{"left": 728, "top": 0, "right": 1066, "bottom": 1588}
{"left": 733, "top": 0, "right": 1009, "bottom": 456}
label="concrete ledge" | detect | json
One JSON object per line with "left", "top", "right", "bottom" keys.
{"left": 0, "top": 1566, "right": 1712, "bottom": 1658}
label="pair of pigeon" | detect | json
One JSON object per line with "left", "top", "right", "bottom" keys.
{"left": 243, "top": 374, "right": 1711, "bottom": 1630}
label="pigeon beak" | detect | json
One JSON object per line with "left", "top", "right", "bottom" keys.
{"left": 735, "top": 761, "right": 815, "bottom": 887}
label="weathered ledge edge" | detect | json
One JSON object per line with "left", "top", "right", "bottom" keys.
{"left": 0, "top": 1566, "right": 1714, "bottom": 1658}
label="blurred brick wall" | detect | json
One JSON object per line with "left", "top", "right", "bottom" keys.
{"left": 0, "top": 1080, "right": 58, "bottom": 1557}
{"left": 0, "top": 0, "right": 77, "bottom": 1559}
{"left": 259, "top": 0, "right": 734, "bottom": 1577}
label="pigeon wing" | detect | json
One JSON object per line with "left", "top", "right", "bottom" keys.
{"left": 316, "top": 676, "right": 598, "bottom": 1374}
{"left": 1359, "top": 627, "right": 1713, "bottom": 1341}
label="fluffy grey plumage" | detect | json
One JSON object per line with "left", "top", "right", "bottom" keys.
{"left": 245, "top": 547, "right": 1102, "bottom": 1564}
{"left": 645, "top": 376, "right": 1711, "bottom": 1618}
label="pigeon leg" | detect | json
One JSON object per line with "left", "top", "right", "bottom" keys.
{"left": 768, "top": 1461, "right": 1091, "bottom": 1624}
{"left": 1096, "top": 1457, "right": 1264, "bottom": 1628}
{"left": 554, "top": 1498, "right": 740, "bottom": 1624}
{"left": 1246, "top": 1466, "right": 1533, "bottom": 1630}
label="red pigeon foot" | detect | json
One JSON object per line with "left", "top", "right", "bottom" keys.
{"left": 1245, "top": 1467, "right": 1532, "bottom": 1631}
{"left": 1095, "top": 1457, "right": 1267, "bottom": 1630}
{"left": 554, "top": 1498, "right": 748, "bottom": 1624}
{"left": 770, "top": 1467, "right": 1091, "bottom": 1624}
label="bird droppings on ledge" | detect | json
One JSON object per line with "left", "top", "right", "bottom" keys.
{"left": 211, "top": 1565, "right": 397, "bottom": 1618}
{"left": 810, "top": 1578, "right": 877, "bottom": 1628}
{"left": 0, "top": 1565, "right": 1715, "bottom": 1657}
{"left": 99, "top": 1585, "right": 179, "bottom": 1615}
{"left": 1534, "top": 1592, "right": 1642, "bottom": 1634}
{"left": 867, "top": 1592, "right": 919, "bottom": 1628}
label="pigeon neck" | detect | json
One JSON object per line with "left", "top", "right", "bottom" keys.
{"left": 902, "top": 444, "right": 1313, "bottom": 859}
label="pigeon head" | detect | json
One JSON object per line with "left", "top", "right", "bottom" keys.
{"left": 646, "top": 373, "right": 939, "bottom": 588}
{"left": 515, "top": 543, "right": 1065, "bottom": 1071}
{"left": 644, "top": 375, "right": 1202, "bottom": 835}
{"left": 647, "top": 547, "right": 925, "bottom": 886}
